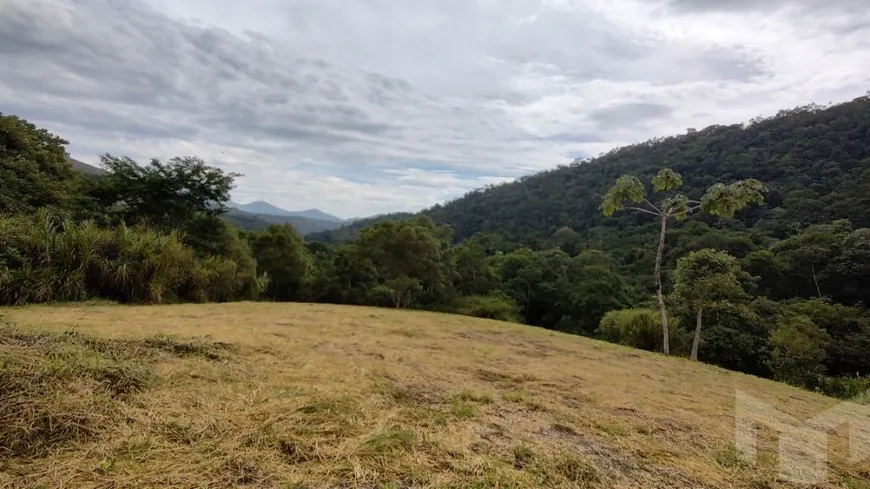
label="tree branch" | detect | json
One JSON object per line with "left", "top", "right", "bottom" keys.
{"left": 627, "top": 206, "right": 663, "bottom": 217}
{"left": 671, "top": 204, "right": 702, "bottom": 217}
{"left": 642, "top": 199, "right": 663, "bottom": 214}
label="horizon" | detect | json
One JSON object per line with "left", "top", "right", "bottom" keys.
{"left": 3, "top": 0, "right": 868, "bottom": 217}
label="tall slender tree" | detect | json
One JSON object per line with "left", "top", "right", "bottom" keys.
{"left": 601, "top": 169, "right": 766, "bottom": 354}
{"left": 672, "top": 249, "right": 750, "bottom": 361}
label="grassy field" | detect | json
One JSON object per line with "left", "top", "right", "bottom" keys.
{"left": 1, "top": 302, "right": 868, "bottom": 488}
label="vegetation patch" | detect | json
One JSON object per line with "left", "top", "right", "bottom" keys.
{"left": 0, "top": 327, "right": 158, "bottom": 459}
{"left": 454, "top": 389, "right": 493, "bottom": 404}
{"left": 451, "top": 400, "right": 477, "bottom": 420}
{"left": 142, "top": 334, "right": 235, "bottom": 360}
{"left": 359, "top": 427, "right": 417, "bottom": 457}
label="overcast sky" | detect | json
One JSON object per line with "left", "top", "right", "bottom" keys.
{"left": 1, "top": 0, "right": 868, "bottom": 218}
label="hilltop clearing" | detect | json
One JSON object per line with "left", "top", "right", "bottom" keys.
{"left": 1, "top": 302, "right": 867, "bottom": 488}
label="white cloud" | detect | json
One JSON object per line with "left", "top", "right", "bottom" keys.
{"left": 0, "top": 0, "right": 867, "bottom": 218}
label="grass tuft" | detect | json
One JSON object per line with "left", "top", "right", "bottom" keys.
{"left": 451, "top": 400, "right": 477, "bottom": 420}
{"left": 715, "top": 444, "right": 751, "bottom": 470}
{"left": 512, "top": 444, "right": 535, "bottom": 469}
{"left": 360, "top": 427, "right": 416, "bottom": 456}
{"left": 455, "top": 389, "right": 493, "bottom": 404}
{"left": 552, "top": 452, "right": 602, "bottom": 486}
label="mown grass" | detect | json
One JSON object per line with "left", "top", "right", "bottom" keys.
{"left": 1, "top": 302, "right": 869, "bottom": 488}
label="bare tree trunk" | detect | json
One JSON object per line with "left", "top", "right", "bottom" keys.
{"left": 811, "top": 263, "right": 822, "bottom": 298}
{"left": 655, "top": 214, "right": 670, "bottom": 355}
{"left": 691, "top": 305, "right": 703, "bottom": 361}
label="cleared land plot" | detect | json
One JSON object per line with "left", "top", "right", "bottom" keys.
{"left": 1, "top": 302, "right": 868, "bottom": 488}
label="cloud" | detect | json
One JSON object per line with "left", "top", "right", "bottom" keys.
{"left": 590, "top": 102, "right": 674, "bottom": 128}
{"left": 0, "top": 0, "right": 868, "bottom": 218}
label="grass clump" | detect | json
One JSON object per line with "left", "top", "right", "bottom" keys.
{"left": 360, "top": 427, "right": 417, "bottom": 457}
{"left": 502, "top": 389, "right": 548, "bottom": 411}
{"left": 451, "top": 400, "right": 477, "bottom": 420}
{"left": 455, "top": 389, "right": 493, "bottom": 404}
{"left": 0, "top": 328, "right": 158, "bottom": 459}
{"left": 512, "top": 444, "right": 536, "bottom": 469}
{"left": 715, "top": 444, "right": 751, "bottom": 470}
{"left": 552, "top": 453, "right": 602, "bottom": 487}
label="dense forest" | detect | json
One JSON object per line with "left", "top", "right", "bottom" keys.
{"left": 2, "top": 95, "right": 870, "bottom": 402}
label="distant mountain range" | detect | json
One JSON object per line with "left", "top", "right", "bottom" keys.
{"left": 224, "top": 201, "right": 350, "bottom": 235}
{"left": 228, "top": 201, "right": 343, "bottom": 223}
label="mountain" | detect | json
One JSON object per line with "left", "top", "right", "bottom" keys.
{"left": 230, "top": 200, "right": 343, "bottom": 222}
{"left": 67, "top": 156, "right": 106, "bottom": 177}
{"left": 222, "top": 208, "right": 344, "bottom": 235}
{"left": 307, "top": 212, "right": 416, "bottom": 243}
{"left": 309, "top": 94, "right": 870, "bottom": 246}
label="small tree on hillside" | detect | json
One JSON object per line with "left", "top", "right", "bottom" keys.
{"left": 672, "top": 249, "right": 750, "bottom": 361}
{"left": 601, "top": 169, "right": 766, "bottom": 355}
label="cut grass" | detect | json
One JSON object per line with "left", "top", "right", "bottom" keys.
{"left": 1, "top": 302, "right": 869, "bottom": 488}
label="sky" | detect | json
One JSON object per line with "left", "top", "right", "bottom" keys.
{"left": 1, "top": 0, "right": 868, "bottom": 219}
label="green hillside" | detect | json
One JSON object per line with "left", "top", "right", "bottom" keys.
{"left": 310, "top": 95, "right": 870, "bottom": 245}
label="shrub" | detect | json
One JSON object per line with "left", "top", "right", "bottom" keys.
{"left": 0, "top": 210, "right": 261, "bottom": 305}
{"left": 454, "top": 294, "right": 521, "bottom": 322}
{"left": 597, "top": 308, "right": 683, "bottom": 353}
{"left": 815, "top": 375, "right": 870, "bottom": 403}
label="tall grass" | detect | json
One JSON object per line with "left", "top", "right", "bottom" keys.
{"left": 0, "top": 209, "right": 264, "bottom": 305}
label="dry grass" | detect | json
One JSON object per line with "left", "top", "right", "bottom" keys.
{"left": 1, "top": 302, "right": 868, "bottom": 488}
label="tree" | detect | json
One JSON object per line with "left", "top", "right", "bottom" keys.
{"left": 0, "top": 113, "right": 77, "bottom": 214}
{"left": 452, "top": 240, "right": 497, "bottom": 296}
{"left": 565, "top": 252, "right": 635, "bottom": 335}
{"left": 672, "top": 249, "right": 751, "bottom": 361}
{"left": 772, "top": 220, "right": 851, "bottom": 299}
{"left": 768, "top": 315, "right": 830, "bottom": 387}
{"left": 819, "top": 227, "right": 870, "bottom": 306}
{"left": 552, "top": 226, "right": 582, "bottom": 255}
{"left": 351, "top": 216, "right": 449, "bottom": 308}
{"left": 601, "top": 169, "right": 767, "bottom": 354}
{"left": 249, "top": 225, "right": 313, "bottom": 301}
{"left": 94, "top": 155, "right": 240, "bottom": 230}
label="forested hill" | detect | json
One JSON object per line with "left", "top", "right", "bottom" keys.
{"left": 309, "top": 94, "right": 870, "bottom": 243}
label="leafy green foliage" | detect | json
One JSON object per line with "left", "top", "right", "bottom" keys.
{"left": 769, "top": 315, "right": 831, "bottom": 387}
{"left": 701, "top": 179, "right": 768, "bottom": 218}
{"left": 453, "top": 294, "right": 520, "bottom": 322}
{"left": 93, "top": 155, "right": 239, "bottom": 231}
{"left": 651, "top": 168, "right": 682, "bottom": 192}
{"left": 249, "top": 225, "right": 313, "bottom": 301}
{"left": 0, "top": 113, "right": 80, "bottom": 215}
{"left": 672, "top": 249, "right": 751, "bottom": 360}
{"left": 673, "top": 249, "right": 750, "bottom": 308}
{"left": 600, "top": 175, "right": 646, "bottom": 216}
{"left": 597, "top": 309, "right": 685, "bottom": 353}
{"left": 0, "top": 210, "right": 260, "bottom": 305}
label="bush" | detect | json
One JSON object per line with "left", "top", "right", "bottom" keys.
{"left": 816, "top": 375, "right": 870, "bottom": 403}
{"left": 597, "top": 308, "right": 686, "bottom": 353}
{"left": 0, "top": 210, "right": 262, "bottom": 305}
{"left": 454, "top": 294, "right": 521, "bottom": 322}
